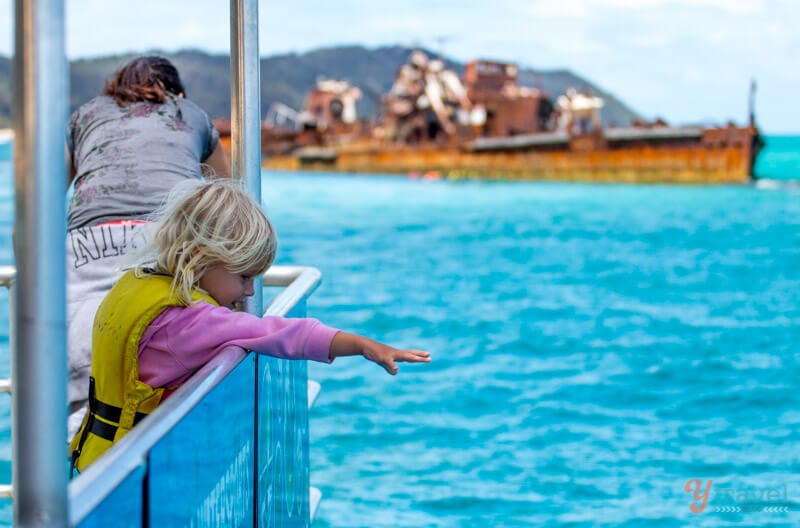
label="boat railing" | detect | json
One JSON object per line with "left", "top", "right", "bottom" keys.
{"left": 0, "top": 265, "right": 14, "bottom": 501}
{"left": 1, "top": 264, "right": 324, "bottom": 526}
{"left": 9, "top": 0, "right": 299, "bottom": 523}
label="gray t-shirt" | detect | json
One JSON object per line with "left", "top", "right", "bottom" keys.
{"left": 67, "top": 95, "right": 220, "bottom": 229}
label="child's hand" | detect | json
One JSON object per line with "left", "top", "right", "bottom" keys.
{"left": 330, "top": 332, "right": 431, "bottom": 375}
{"left": 363, "top": 343, "right": 431, "bottom": 375}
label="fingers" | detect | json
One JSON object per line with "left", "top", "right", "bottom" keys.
{"left": 383, "top": 359, "right": 398, "bottom": 376}
{"left": 365, "top": 346, "right": 431, "bottom": 375}
{"left": 380, "top": 349, "right": 430, "bottom": 375}
{"left": 396, "top": 349, "right": 432, "bottom": 363}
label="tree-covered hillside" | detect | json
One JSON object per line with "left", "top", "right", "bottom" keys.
{"left": 0, "top": 46, "right": 641, "bottom": 129}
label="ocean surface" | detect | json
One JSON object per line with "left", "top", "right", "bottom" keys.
{"left": 0, "top": 136, "right": 799, "bottom": 526}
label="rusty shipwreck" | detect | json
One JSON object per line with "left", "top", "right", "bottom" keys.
{"left": 216, "top": 51, "right": 762, "bottom": 184}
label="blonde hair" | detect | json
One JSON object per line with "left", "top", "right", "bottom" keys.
{"left": 141, "top": 179, "right": 277, "bottom": 305}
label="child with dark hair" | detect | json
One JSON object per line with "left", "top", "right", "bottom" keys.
{"left": 103, "top": 56, "right": 187, "bottom": 106}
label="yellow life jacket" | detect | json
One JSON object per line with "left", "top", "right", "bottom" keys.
{"left": 69, "top": 269, "right": 217, "bottom": 472}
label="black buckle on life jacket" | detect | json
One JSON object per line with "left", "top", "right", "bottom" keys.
{"left": 70, "top": 377, "right": 97, "bottom": 477}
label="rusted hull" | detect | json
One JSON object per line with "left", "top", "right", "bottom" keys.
{"left": 261, "top": 126, "right": 760, "bottom": 184}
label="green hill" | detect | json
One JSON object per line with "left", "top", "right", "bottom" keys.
{"left": 0, "top": 56, "right": 10, "bottom": 128}
{"left": 0, "top": 45, "right": 640, "bottom": 129}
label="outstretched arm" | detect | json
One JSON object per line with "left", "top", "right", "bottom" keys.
{"left": 329, "top": 332, "right": 431, "bottom": 375}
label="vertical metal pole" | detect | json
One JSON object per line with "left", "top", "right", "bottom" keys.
{"left": 230, "top": 7, "right": 265, "bottom": 528}
{"left": 12, "top": 0, "right": 69, "bottom": 526}
{"left": 230, "top": 0, "right": 263, "bottom": 317}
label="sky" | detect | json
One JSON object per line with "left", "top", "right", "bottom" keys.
{"left": 1, "top": 0, "right": 797, "bottom": 133}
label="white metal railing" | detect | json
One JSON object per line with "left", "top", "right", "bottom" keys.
{"left": 0, "top": 265, "right": 13, "bottom": 286}
{"left": 0, "top": 265, "right": 15, "bottom": 500}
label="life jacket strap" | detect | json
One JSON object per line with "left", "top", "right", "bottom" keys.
{"left": 94, "top": 398, "right": 148, "bottom": 425}
{"left": 70, "top": 377, "right": 98, "bottom": 477}
{"left": 87, "top": 416, "right": 119, "bottom": 442}
{"left": 69, "top": 377, "right": 148, "bottom": 476}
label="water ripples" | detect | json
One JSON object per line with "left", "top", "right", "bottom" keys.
{"left": 264, "top": 173, "right": 800, "bottom": 527}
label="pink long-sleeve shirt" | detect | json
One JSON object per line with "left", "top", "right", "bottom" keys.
{"left": 137, "top": 302, "right": 339, "bottom": 389}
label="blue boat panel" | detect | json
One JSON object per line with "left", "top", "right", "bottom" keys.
{"left": 257, "top": 300, "right": 310, "bottom": 527}
{"left": 148, "top": 358, "right": 256, "bottom": 527}
{"left": 75, "top": 464, "right": 144, "bottom": 528}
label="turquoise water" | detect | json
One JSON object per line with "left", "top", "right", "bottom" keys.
{"left": 755, "top": 135, "right": 800, "bottom": 180}
{"left": 1, "top": 137, "right": 799, "bottom": 526}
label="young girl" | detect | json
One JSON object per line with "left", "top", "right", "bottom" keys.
{"left": 69, "top": 179, "right": 431, "bottom": 472}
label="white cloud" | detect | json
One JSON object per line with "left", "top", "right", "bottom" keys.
{"left": 560, "top": 0, "right": 764, "bottom": 15}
